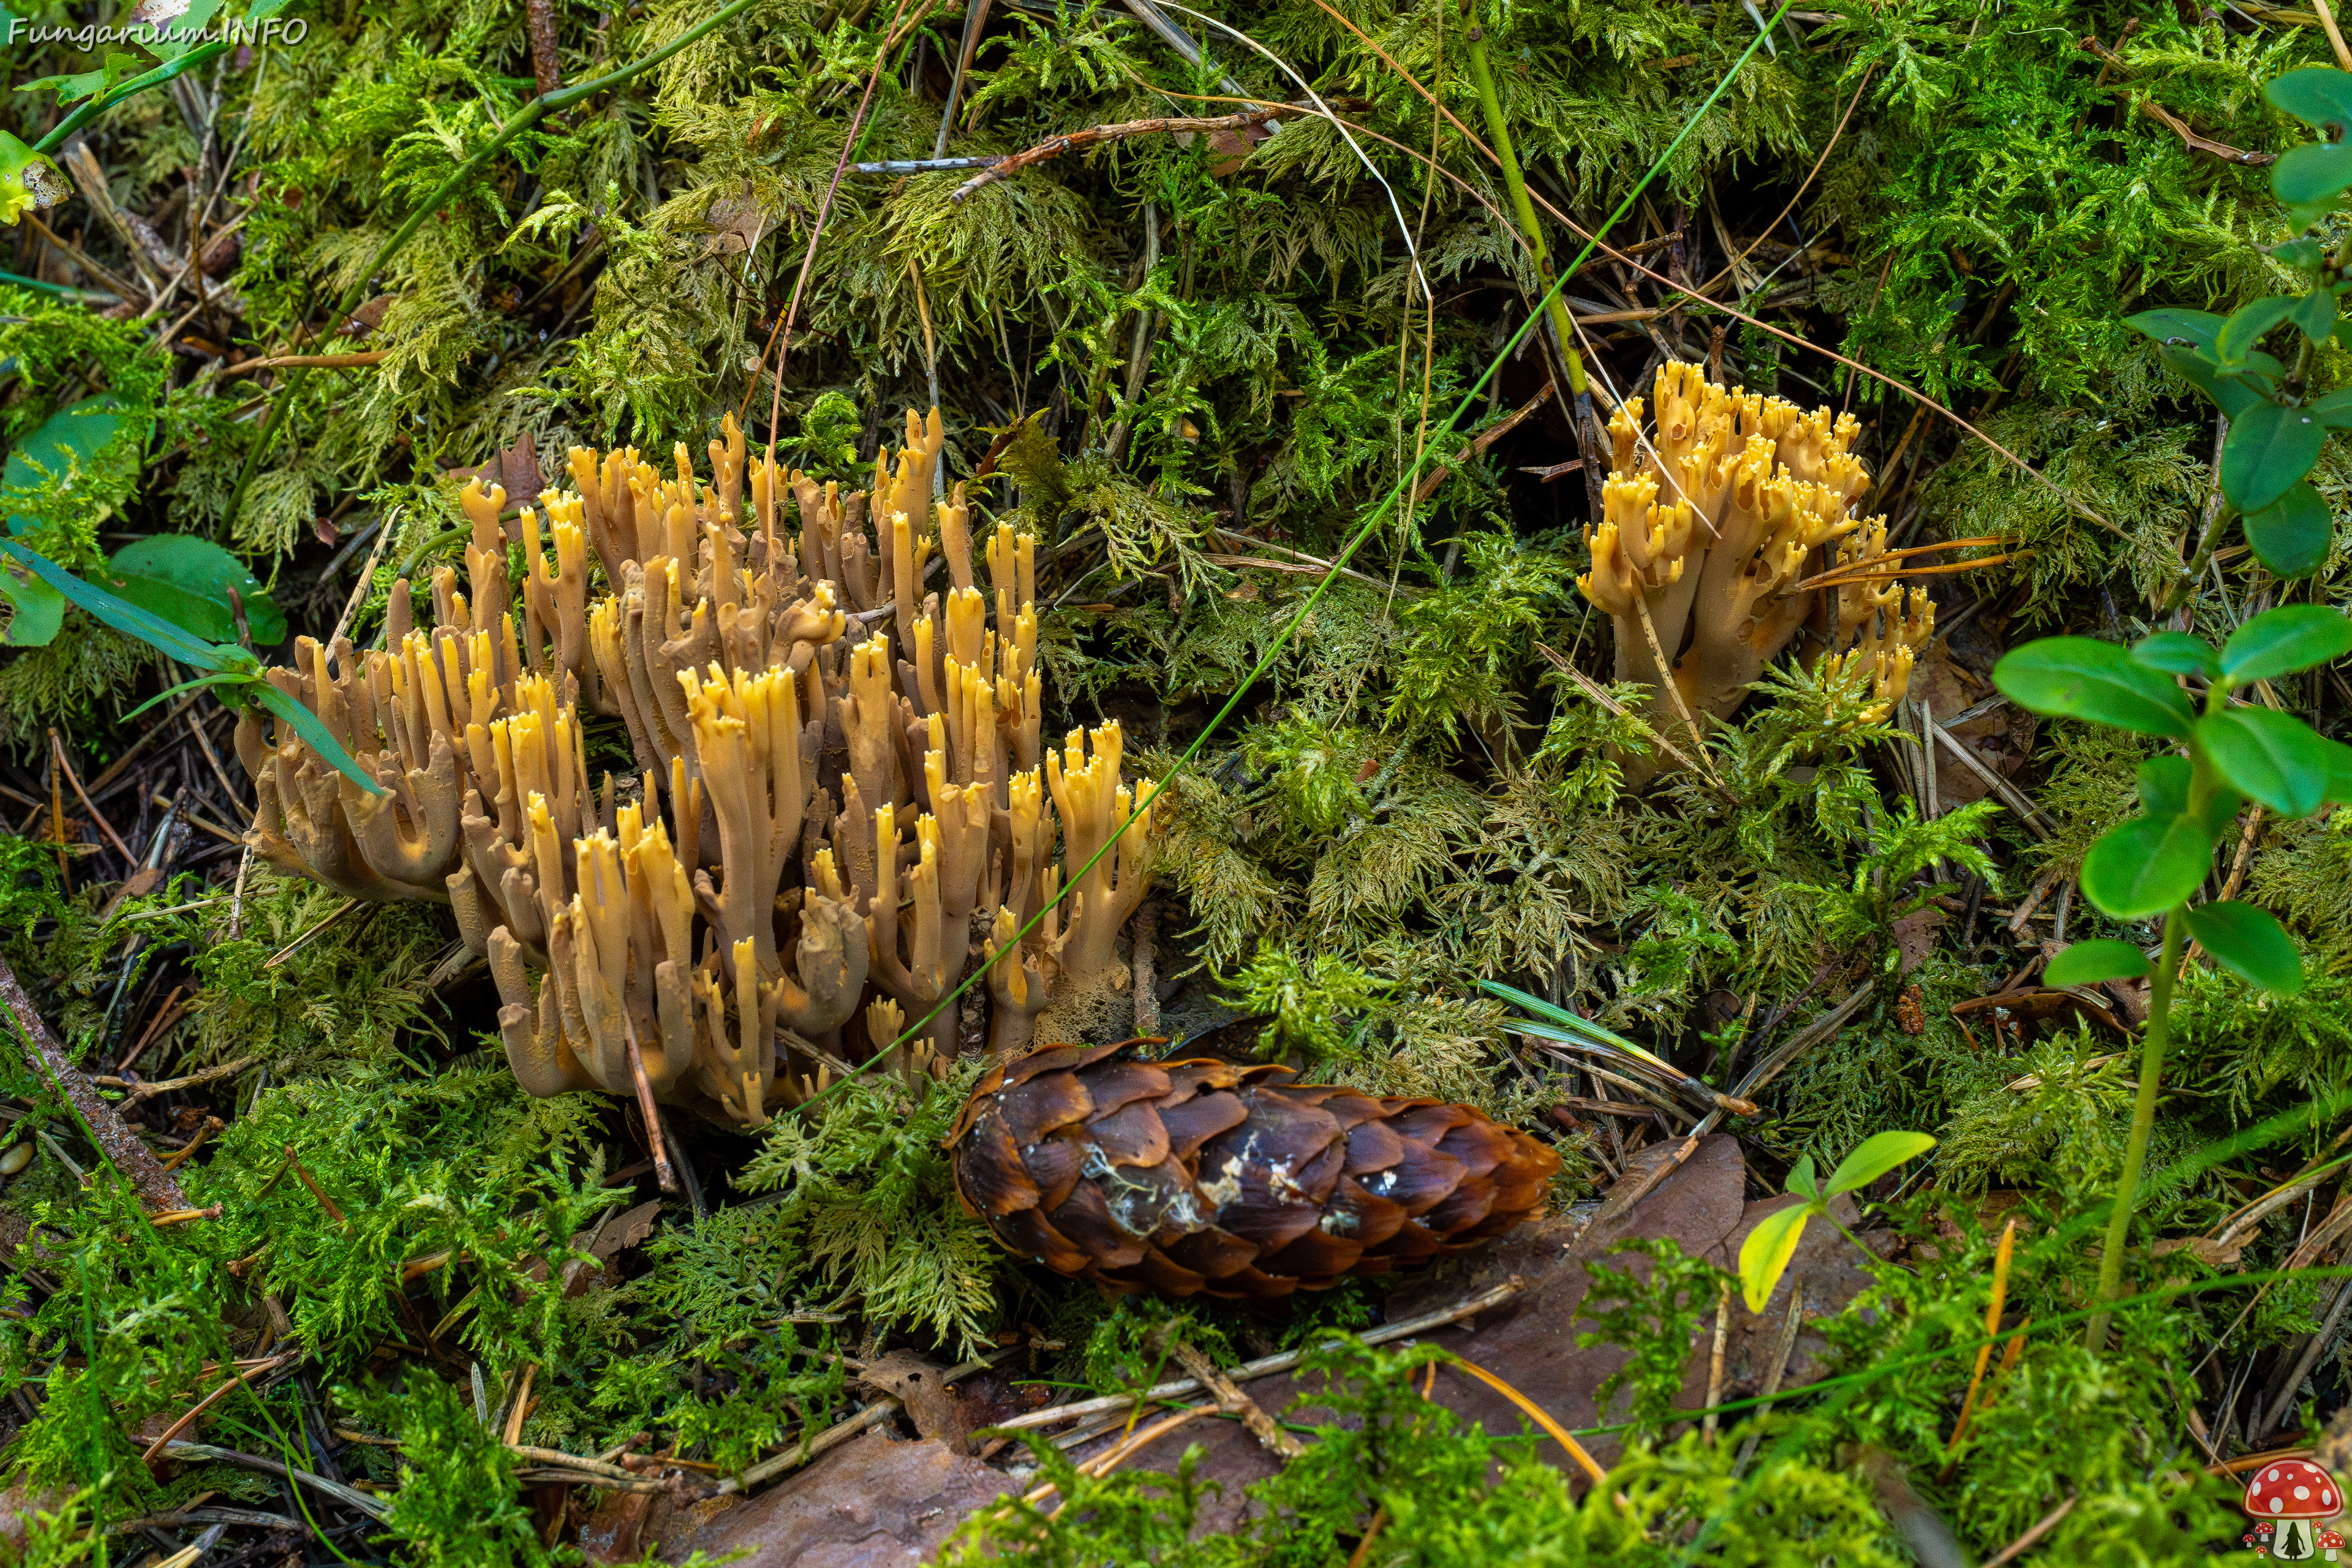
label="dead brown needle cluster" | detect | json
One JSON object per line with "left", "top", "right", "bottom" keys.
{"left": 1577, "top": 361, "right": 1936, "bottom": 775}
{"left": 236, "top": 407, "right": 1158, "bottom": 1125}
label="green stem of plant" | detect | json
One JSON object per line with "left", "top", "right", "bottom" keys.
{"left": 221, "top": 0, "right": 763, "bottom": 527}
{"left": 33, "top": 43, "right": 233, "bottom": 156}
{"left": 2086, "top": 898, "right": 2187, "bottom": 1351}
{"left": 1460, "top": 19, "right": 1586, "bottom": 398}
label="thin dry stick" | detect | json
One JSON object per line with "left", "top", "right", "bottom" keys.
{"left": 216, "top": 351, "right": 390, "bottom": 377}
{"left": 990, "top": 1276, "right": 1528, "bottom": 1434}
{"left": 949, "top": 106, "right": 1287, "bottom": 203}
{"left": 1631, "top": 598, "right": 1720, "bottom": 788}
{"left": 1017, "top": 1403, "right": 1223, "bottom": 1517}
{"left": 742, "top": 0, "right": 924, "bottom": 435}
{"left": 186, "top": 709, "right": 243, "bottom": 808}
{"left": 160, "top": 1116, "right": 222, "bottom": 1172}
{"left": 1926, "top": 717, "right": 2055, "bottom": 840}
{"left": 1165, "top": 1338, "right": 1305, "bottom": 1460}
{"left": 1702, "top": 1280, "right": 1732, "bottom": 1442}
{"left": 99, "top": 1054, "right": 257, "bottom": 1103}
{"left": 623, "top": 1017, "right": 679, "bottom": 1195}
{"left": 504, "top": 1364, "right": 538, "bottom": 1446}
{"left": 720, "top": 1398, "right": 900, "bottom": 1492}
{"left": 1536, "top": 644, "right": 1725, "bottom": 794}
{"left": 1733, "top": 1279, "right": 1806, "bottom": 1477}
{"left": 141, "top": 1352, "right": 299, "bottom": 1466}
{"left": 46, "top": 741, "right": 69, "bottom": 892}
{"left": 262, "top": 898, "right": 362, "bottom": 968}
{"left": 0, "top": 954, "right": 189, "bottom": 1213}
{"left": 2313, "top": 0, "right": 2352, "bottom": 70}
{"left": 2218, "top": 806, "right": 2266, "bottom": 903}
{"left": 1981, "top": 1494, "right": 2077, "bottom": 1568}
{"left": 1412, "top": 377, "right": 1553, "bottom": 503}
{"left": 283, "top": 1145, "right": 347, "bottom": 1226}
{"left": 50, "top": 731, "right": 136, "bottom": 864}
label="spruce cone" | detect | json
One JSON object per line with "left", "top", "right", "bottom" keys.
{"left": 948, "top": 1041, "right": 1559, "bottom": 1298}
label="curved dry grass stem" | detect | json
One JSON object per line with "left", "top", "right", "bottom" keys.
{"left": 1441, "top": 1353, "right": 1609, "bottom": 1486}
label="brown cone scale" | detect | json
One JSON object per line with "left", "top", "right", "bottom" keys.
{"left": 947, "top": 1041, "right": 1559, "bottom": 1298}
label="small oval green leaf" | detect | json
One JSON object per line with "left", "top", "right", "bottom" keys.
{"left": 2130, "top": 633, "right": 2219, "bottom": 679}
{"left": 2222, "top": 605, "right": 2352, "bottom": 683}
{"left": 2126, "top": 308, "right": 2228, "bottom": 353}
{"left": 1739, "top": 1202, "right": 1812, "bottom": 1314}
{"left": 2223, "top": 403, "right": 2328, "bottom": 514}
{"left": 2217, "top": 297, "right": 2300, "bottom": 364}
{"left": 1993, "top": 638, "right": 2195, "bottom": 738}
{"left": 2201, "top": 706, "right": 2334, "bottom": 817}
{"left": 2046, "top": 939, "right": 2154, "bottom": 986}
{"left": 2082, "top": 813, "right": 2213, "bottom": 919}
{"left": 2241, "top": 482, "right": 2334, "bottom": 579}
{"left": 1825, "top": 1131, "right": 1937, "bottom": 1196}
{"left": 103, "top": 535, "right": 287, "bottom": 648}
{"left": 0, "top": 565, "right": 64, "bottom": 648}
{"left": 2183, "top": 901, "right": 2304, "bottom": 994}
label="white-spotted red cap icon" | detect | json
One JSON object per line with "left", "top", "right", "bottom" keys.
{"left": 2245, "top": 1461, "right": 2342, "bottom": 1561}
{"left": 2245, "top": 1461, "right": 2340, "bottom": 1520}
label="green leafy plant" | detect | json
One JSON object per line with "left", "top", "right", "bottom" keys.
{"left": 1995, "top": 605, "right": 2352, "bottom": 1340}
{"left": 1737, "top": 1131, "right": 1936, "bottom": 1313}
{"left": 1575, "top": 1238, "right": 1730, "bottom": 1439}
{"left": 0, "top": 539, "right": 374, "bottom": 790}
{"left": 2122, "top": 64, "right": 2352, "bottom": 579}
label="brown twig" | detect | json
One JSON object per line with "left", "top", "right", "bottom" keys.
{"left": 50, "top": 730, "right": 136, "bottom": 865}
{"left": 1163, "top": 1337, "right": 1305, "bottom": 1460}
{"left": 216, "top": 352, "right": 391, "bottom": 378}
{"left": 161, "top": 1116, "right": 223, "bottom": 1173}
{"left": 0, "top": 954, "right": 189, "bottom": 1213}
{"left": 989, "top": 1276, "right": 1528, "bottom": 1435}
{"left": 624, "top": 1017, "right": 678, "bottom": 1195}
{"left": 1412, "top": 378, "right": 1553, "bottom": 502}
{"left": 141, "top": 1351, "right": 301, "bottom": 1467}
{"left": 97, "top": 1055, "right": 257, "bottom": 1104}
{"left": 282, "top": 1145, "right": 347, "bottom": 1227}
{"left": 1981, "top": 1494, "right": 2076, "bottom": 1568}
{"left": 949, "top": 106, "right": 1288, "bottom": 203}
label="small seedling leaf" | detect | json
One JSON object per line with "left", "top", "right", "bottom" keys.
{"left": 1825, "top": 1130, "right": 1937, "bottom": 1196}
{"left": 1786, "top": 1153, "right": 1819, "bottom": 1201}
{"left": 2082, "top": 812, "right": 2214, "bottom": 918}
{"left": 2222, "top": 403, "right": 2326, "bottom": 514}
{"left": 2201, "top": 706, "right": 2334, "bottom": 818}
{"left": 2241, "top": 482, "right": 2334, "bottom": 579}
{"left": 2183, "top": 901, "right": 2304, "bottom": 994}
{"left": 2045, "top": 939, "right": 2154, "bottom": 986}
{"left": 1739, "top": 1203, "right": 1811, "bottom": 1315}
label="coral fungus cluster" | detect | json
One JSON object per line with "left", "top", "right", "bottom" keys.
{"left": 235, "top": 409, "right": 1155, "bottom": 1125}
{"left": 1578, "top": 362, "right": 1934, "bottom": 756}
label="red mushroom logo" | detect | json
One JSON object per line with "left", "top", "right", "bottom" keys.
{"left": 2244, "top": 1460, "right": 2341, "bottom": 1561}
{"left": 2319, "top": 1526, "right": 2344, "bottom": 1562}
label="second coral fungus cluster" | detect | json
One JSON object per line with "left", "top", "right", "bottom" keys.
{"left": 1578, "top": 362, "right": 1934, "bottom": 758}
{"left": 235, "top": 409, "right": 1155, "bottom": 1126}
